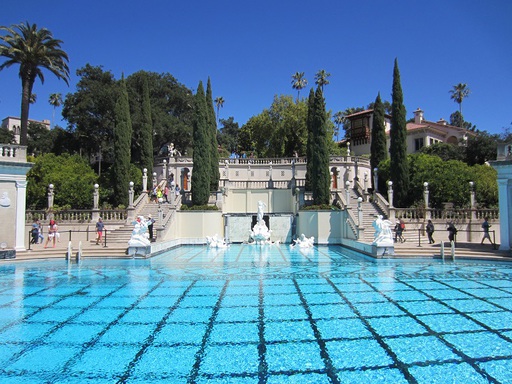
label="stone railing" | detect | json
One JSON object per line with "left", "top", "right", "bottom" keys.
{"left": 0, "top": 145, "right": 27, "bottom": 162}
{"left": 394, "top": 207, "right": 499, "bottom": 221}
{"left": 26, "top": 209, "right": 127, "bottom": 224}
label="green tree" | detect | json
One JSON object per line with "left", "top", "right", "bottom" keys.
{"left": 314, "top": 69, "right": 330, "bottom": 92}
{"left": 111, "top": 76, "right": 132, "bottom": 207}
{"left": 217, "top": 117, "right": 239, "bottom": 155}
{"left": 333, "top": 111, "right": 344, "bottom": 141}
{"left": 449, "top": 83, "right": 470, "bottom": 130}
{"left": 191, "top": 81, "right": 211, "bottom": 206}
{"left": 419, "top": 142, "right": 465, "bottom": 162}
{"left": 311, "top": 86, "right": 330, "bottom": 205}
{"left": 206, "top": 77, "right": 220, "bottom": 192}
{"left": 0, "top": 127, "right": 15, "bottom": 144}
{"left": 389, "top": 58, "right": 409, "bottom": 206}
{"left": 450, "top": 111, "right": 476, "bottom": 132}
{"left": 62, "top": 64, "right": 118, "bottom": 164}
{"left": 140, "top": 76, "right": 154, "bottom": 172}
{"left": 26, "top": 153, "right": 98, "bottom": 209}
{"left": 48, "top": 93, "right": 62, "bottom": 129}
{"left": 370, "top": 92, "right": 388, "bottom": 191}
{"left": 291, "top": 71, "right": 308, "bottom": 100}
{"left": 305, "top": 88, "right": 315, "bottom": 191}
{"left": 465, "top": 131, "right": 498, "bottom": 165}
{"left": 214, "top": 96, "right": 224, "bottom": 122}
{"left": 0, "top": 22, "right": 69, "bottom": 145}
{"left": 240, "top": 95, "right": 308, "bottom": 158}
{"left": 126, "top": 71, "right": 194, "bottom": 157}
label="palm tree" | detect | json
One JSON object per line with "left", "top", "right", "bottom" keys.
{"left": 449, "top": 83, "right": 470, "bottom": 129}
{"left": 291, "top": 72, "right": 307, "bottom": 100}
{"left": 214, "top": 96, "right": 224, "bottom": 122}
{"left": 314, "top": 69, "right": 331, "bottom": 91}
{"left": 48, "top": 93, "right": 62, "bottom": 128}
{"left": 333, "top": 111, "right": 344, "bottom": 141}
{"left": 0, "top": 22, "right": 69, "bottom": 145}
{"left": 48, "top": 93, "right": 62, "bottom": 126}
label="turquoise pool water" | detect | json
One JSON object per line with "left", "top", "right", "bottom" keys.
{"left": 0, "top": 244, "right": 512, "bottom": 383}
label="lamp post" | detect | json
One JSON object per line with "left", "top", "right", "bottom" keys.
{"left": 128, "top": 181, "right": 134, "bottom": 208}
{"left": 373, "top": 167, "right": 378, "bottom": 193}
{"left": 357, "top": 196, "right": 363, "bottom": 226}
{"left": 345, "top": 180, "right": 351, "bottom": 207}
{"left": 423, "top": 182, "right": 430, "bottom": 220}
{"left": 162, "top": 159, "right": 167, "bottom": 181}
{"left": 142, "top": 168, "right": 148, "bottom": 192}
{"left": 47, "top": 184, "right": 54, "bottom": 220}
{"left": 93, "top": 184, "right": 99, "bottom": 210}
{"left": 469, "top": 181, "right": 476, "bottom": 220}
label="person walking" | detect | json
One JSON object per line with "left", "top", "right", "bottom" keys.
{"left": 481, "top": 217, "right": 494, "bottom": 246}
{"left": 426, "top": 220, "right": 435, "bottom": 244}
{"left": 96, "top": 217, "right": 105, "bottom": 245}
{"left": 447, "top": 222, "right": 458, "bottom": 244}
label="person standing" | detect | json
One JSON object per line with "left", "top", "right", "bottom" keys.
{"left": 147, "top": 214, "right": 155, "bottom": 241}
{"left": 163, "top": 185, "right": 169, "bottom": 203}
{"left": 447, "top": 222, "right": 457, "bottom": 244}
{"left": 96, "top": 217, "right": 105, "bottom": 245}
{"left": 31, "top": 219, "right": 39, "bottom": 244}
{"left": 426, "top": 220, "right": 435, "bottom": 244}
{"left": 44, "top": 220, "right": 58, "bottom": 248}
{"left": 481, "top": 217, "right": 494, "bottom": 245}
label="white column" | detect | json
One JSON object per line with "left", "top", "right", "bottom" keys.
{"left": 498, "top": 179, "right": 510, "bottom": 250}
{"left": 15, "top": 180, "right": 27, "bottom": 251}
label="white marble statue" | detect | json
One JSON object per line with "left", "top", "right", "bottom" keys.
{"left": 128, "top": 216, "right": 151, "bottom": 247}
{"left": 257, "top": 200, "right": 266, "bottom": 224}
{"left": 290, "top": 234, "right": 315, "bottom": 248}
{"left": 250, "top": 201, "right": 272, "bottom": 244}
{"left": 206, "top": 234, "right": 229, "bottom": 248}
{"left": 372, "top": 215, "right": 394, "bottom": 245}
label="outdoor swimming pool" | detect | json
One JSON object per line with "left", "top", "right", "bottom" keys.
{"left": 0, "top": 244, "right": 511, "bottom": 383}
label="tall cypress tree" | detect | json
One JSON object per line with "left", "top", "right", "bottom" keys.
{"left": 311, "top": 86, "right": 330, "bottom": 205}
{"left": 370, "top": 92, "right": 388, "bottom": 192}
{"left": 191, "top": 81, "right": 211, "bottom": 206}
{"left": 140, "top": 76, "right": 154, "bottom": 173}
{"left": 112, "top": 75, "right": 132, "bottom": 207}
{"left": 389, "top": 58, "right": 409, "bottom": 206}
{"left": 304, "top": 88, "right": 315, "bottom": 192}
{"left": 206, "top": 77, "right": 220, "bottom": 192}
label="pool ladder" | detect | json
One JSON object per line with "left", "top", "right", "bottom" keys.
{"left": 440, "top": 241, "right": 456, "bottom": 261}
{"left": 66, "top": 241, "right": 83, "bottom": 263}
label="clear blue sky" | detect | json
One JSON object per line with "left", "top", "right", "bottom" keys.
{"left": 1, "top": 0, "right": 511, "bottom": 135}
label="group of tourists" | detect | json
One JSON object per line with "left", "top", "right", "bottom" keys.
{"left": 393, "top": 217, "right": 494, "bottom": 246}
{"left": 150, "top": 184, "right": 181, "bottom": 204}
{"left": 31, "top": 219, "right": 60, "bottom": 248}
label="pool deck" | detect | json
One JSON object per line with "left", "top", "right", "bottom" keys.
{"left": 5, "top": 238, "right": 512, "bottom": 263}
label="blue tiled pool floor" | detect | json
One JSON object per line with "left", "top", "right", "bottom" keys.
{"left": 0, "top": 244, "right": 512, "bottom": 383}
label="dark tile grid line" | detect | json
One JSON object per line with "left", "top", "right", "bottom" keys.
{"left": 0, "top": 279, "right": 133, "bottom": 382}
{"left": 0, "top": 273, "right": 98, "bottom": 335}
{"left": 428, "top": 275, "right": 512, "bottom": 338}
{"left": 187, "top": 280, "right": 241, "bottom": 383}
{"left": 323, "top": 277, "right": 416, "bottom": 382}
{"left": 362, "top": 273, "right": 505, "bottom": 383}
{"left": 258, "top": 276, "right": 268, "bottom": 383}
{"left": 291, "top": 278, "right": 341, "bottom": 384}
{"left": 115, "top": 280, "right": 198, "bottom": 383}
{"left": 54, "top": 277, "right": 171, "bottom": 382}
